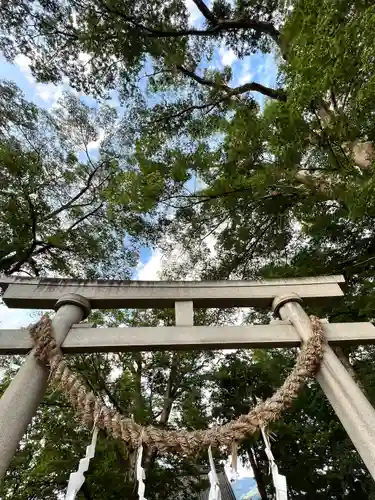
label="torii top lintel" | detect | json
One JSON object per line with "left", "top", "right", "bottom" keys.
{"left": 0, "top": 275, "right": 345, "bottom": 310}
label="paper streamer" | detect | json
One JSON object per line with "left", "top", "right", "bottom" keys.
{"left": 227, "top": 442, "right": 239, "bottom": 483}
{"left": 231, "top": 441, "right": 238, "bottom": 474}
{"left": 208, "top": 446, "right": 222, "bottom": 500}
{"left": 136, "top": 444, "right": 147, "bottom": 500}
{"left": 65, "top": 427, "right": 99, "bottom": 500}
{"left": 261, "top": 427, "right": 288, "bottom": 500}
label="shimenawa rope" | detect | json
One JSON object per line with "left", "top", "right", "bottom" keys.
{"left": 29, "top": 315, "right": 325, "bottom": 455}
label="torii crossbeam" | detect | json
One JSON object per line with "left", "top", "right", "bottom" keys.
{"left": 1, "top": 275, "right": 375, "bottom": 484}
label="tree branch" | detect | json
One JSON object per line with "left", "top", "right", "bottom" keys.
{"left": 177, "top": 65, "right": 228, "bottom": 88}
{"left": 248, "top": 447, "right": 268, "bottom": 500}
{"left": 155, "top": 99, "right": 227, "bottom": 122}
{"left": 192, "top": 0, "right": 217, "bottom": 24}
{"left": 146, "top": 20, "right": 280, "bottom": 45}
{"left": 162, "top": 188, "right": 285, "bottom": 206}
{"left": 214, "top": 18, "right": 280, "bottom": 46}
{"left": 132, "top": 353, "right": 144, "bottom": 422}
{"left": 1, "top": 189, "right": 40, "bottom": 275}
{"left": 178, "top": 65, "right": 286, "bottom": 101}
{"left": 232, "top": 81, "right": 286, "bottom": 101}
{"left": 66, "top": 203, "right": 104, "bottom": 232}
{"left": 98, "top": 0, "right": 280, "bottom": 46}
{"left": 28, "top": 257, "right": 40, "bottom": 277}
{"left": 156, "top": 82, "right": 280, "bottom": 123}
{"left": 23, "top": 189, "right": 37, "bottom": 242}
{"left": 333, "top": 346, "right": 367, "bottom": 394}
{"left": 42, "top": 163, "right": 103, "bottom": 222}
{"left": 2, "top": 243, "right": 36, "bottom": 275}
{"left": 85, "top": 356, "right": 126, "bottom": 414}
{"left": 143, "top": 353, "right": 181, "bottom": 478}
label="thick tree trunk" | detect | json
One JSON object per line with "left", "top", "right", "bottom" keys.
{"left": 143, "top": 353, "right": 180, "bottom": 476}
{"left": 158, "top": 352, "right": 180, "bottom": 425}
{"left": 343, "top": 140, "right": 375, "bottom": 169}
{"left": 318, "top": 105, "right": 375, "bottom": 169}
{"left": 133, "top": 353, "right": 144, "bottom": 422}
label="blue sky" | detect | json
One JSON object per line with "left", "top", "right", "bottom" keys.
{"left": 0, "top": 1, "right": 278, "bottom": 329}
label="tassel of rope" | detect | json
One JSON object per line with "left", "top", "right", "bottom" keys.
{"left": 29, "top": 315, "right": 325, "bottom": 455}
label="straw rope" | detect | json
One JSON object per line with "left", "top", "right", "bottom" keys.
{"left": 29, "top": 315, "right": 325, "bottom": 454}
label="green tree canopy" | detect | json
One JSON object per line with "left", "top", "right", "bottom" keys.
{"left": 0, "top": 0, "right": 283, "bottom": 96}
{"left": 0, "top": 80, "right": 158, "bottom": 278}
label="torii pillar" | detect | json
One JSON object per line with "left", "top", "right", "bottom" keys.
{"left": 0, "top": 294, "right": 90, "bottom": 480}
{"left": 274, "top": 294, "right": 375, "bottom": 479}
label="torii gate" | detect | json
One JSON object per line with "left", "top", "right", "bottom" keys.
{"left": 1, "top": 274, "right": 375, "bottom": 485}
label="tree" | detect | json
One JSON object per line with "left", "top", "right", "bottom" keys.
{"left": 1, "top": 0, "right": 373, "bottom": 167}
{"left": 2, "top": 2, "right": 375, "bottom": 284}
{"left": 0, "top": 80, "right": 151, "bottom": 278}
{"left": 117, "top": 1, "right": 375, "bottom": 290}
{"left": 0, "top": 0, "right": 284, "bottom": 97}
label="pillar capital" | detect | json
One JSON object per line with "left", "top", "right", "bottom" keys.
{"left": 272, "top": 293, "right": 303, "bottom": 317}
{"left": 54, "top": 293, "right": 91, "bottom": 319}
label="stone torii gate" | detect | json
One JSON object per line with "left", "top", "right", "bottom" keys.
{"left": 1, "top": 274, "right": 375, "bottom": 484}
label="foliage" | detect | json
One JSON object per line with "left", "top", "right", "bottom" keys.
{"left": 0, "top": 0, "right": 284, "bottom": 97}
{"left": 0, "top": 80, "right": 156, "bottom": 278}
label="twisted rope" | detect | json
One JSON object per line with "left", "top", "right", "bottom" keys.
{"left": 30, "top": 316, "right": 325, "bottom": 455}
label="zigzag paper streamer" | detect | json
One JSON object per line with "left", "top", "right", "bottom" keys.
{"left": 261, "top": 427, "right": 288, "bottom": 500}
{"left": 137, "top": 444, "right": 147, "bottom": 500}
{"left": 208, "top": 446, "right": 222, "bottom": 500}
{"left": 65, "top": 427, "right": 99, "bottom": 500}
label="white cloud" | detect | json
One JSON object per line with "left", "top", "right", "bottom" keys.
{"left": 14, "top": 54, "right": 34, "bottom": 83}
{"left": 36, "top": 83, "right": 63, "bottom": 105}
{"left": 159, "top": 229, "right": 220, "bottom": 281}
{"left": 14, "top": 54, "right": 64, "bottom": 107}
{"left": 87, "top": 128, "right": 105, "bottom": 152}
{"left": 224, "top": 456, "right": 255, "bottom": 481}
{"left": 256, "top": 54, "right": 277, "bottom": 89}
{"left": 238, "top": 70, "right": 255, "bottom": 86}
{"left": 71, "top": 8, "right": 78, "bottom": 28}
{"left": 14, "top": 54, "right": 32, "bottom": 73}
{"left": 219, "top": 46, "right": 238, "bottom": 67}
{"left": 136, "top": 250, "right": 162, "bottom": 281}
{"left": 203, "top": 232, "right": 218, "bottom": 257}
{"left": 234, "top": 55, "right": 257, "bottom": 86}
{"left": 185, "top": 0, "right": 203, "bottom": 23}
{"left": 135, "top": 234, "right": 217, "bottom": 282}
{"left": 78, "top": 52, "right": 91, "bottom": 64}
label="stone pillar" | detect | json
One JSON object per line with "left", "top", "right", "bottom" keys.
{"left": 0, "top": 293, "right": 90, "bottom": 482}
{"left": 273, "top": 294, "right": 375, "bottom": 480}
